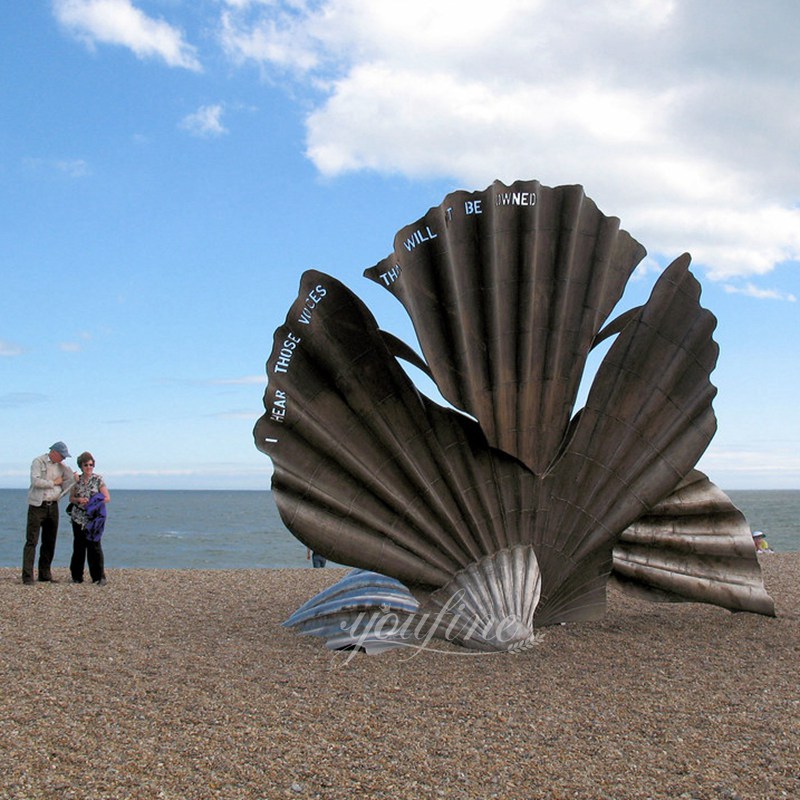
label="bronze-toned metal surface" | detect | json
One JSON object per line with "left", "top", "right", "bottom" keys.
{"left": 612, "top": 470, "right": 775, "bottom": 615}
{"left": 364, "top": 180, "right": 646, "bottom": 477}
{"left": 256, "top": 179, "right": 775, "bottom": 652}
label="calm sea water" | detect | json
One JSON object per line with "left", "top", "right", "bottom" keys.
{"left": 0, "top": 490, "right": 306, "bottom": 570}
{"left": 0, "top": 488, "right": 797, "bottom": 569}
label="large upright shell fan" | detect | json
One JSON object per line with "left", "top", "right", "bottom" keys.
{"left": 255, "top": 179, "right": 774, "bottom": 654}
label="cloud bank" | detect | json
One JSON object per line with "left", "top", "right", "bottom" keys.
{"left": 219, "top": 0, "right": 800, "bottom": 281}
{"left": 52, "top": 0, "right": 800, "bottom": 282}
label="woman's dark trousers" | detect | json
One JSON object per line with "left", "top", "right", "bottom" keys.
{"left": 70, "top": 521, "right": 105, "bottom": 583}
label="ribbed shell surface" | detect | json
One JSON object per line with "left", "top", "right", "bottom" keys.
{"left": 254, "top": 270, "right": 542, "bottom": 593}
{"left": 364, "top": 180, "right": 646, "bottom": 476}
{"left": 256, "top": 178, "right": 775, "bottom": 648}
{"left": 612, "top": 470, "right": 775, "bottom": 615}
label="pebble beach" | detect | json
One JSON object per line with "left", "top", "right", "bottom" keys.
{"left": 1, "top": 555, "right": 798, "bottom": 800}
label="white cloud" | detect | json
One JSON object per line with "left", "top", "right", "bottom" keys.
{"left": 55, "top": 158, "right": 90, "bottom": 177}
{"left": 211, "top": 411, "right": 262, "bottom": 420}
{"left": 23, "top": 157, "right": 91, "bottom": 177}
{"left": 698, "top": 445, "right": 800, "bottom": 489}
{"left": 0, "top": 339, "right": 23, "bottom": 357}
{"left": 0, "top": 392, "right": 48, "bottom": 408}
{"left": 722, "top": 283, "right": 797, "bottom": 302}
{"left": 107, "top": 468, "right": 202, "bottom": 477}
{"left": 209, "top": 375, "right": 266, "bottom": 385}
{"left": 220, "top": 2, "right": 321, "bottom": 72}
{"left": 58, "top": 331, "right": 92, "bottom": 352}
{"left": 53, "top": 0, "right": 201, "bottom": 71}
{"left": 180, "top": 104, "right": 229, "bottom": 138}
{"left": 217, "top": 0, "right": 800, "bottom": 280}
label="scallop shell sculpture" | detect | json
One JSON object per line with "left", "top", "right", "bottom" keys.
{"left": 255, "top": 179, "right": 774, "bottom": 654}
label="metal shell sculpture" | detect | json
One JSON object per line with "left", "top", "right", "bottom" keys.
{"left": 255, "top": 179, "right": 774, "bottom": 653}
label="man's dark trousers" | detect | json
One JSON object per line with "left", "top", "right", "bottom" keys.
{"left": 23, "top": 502, "right": 59, "bottom": 582}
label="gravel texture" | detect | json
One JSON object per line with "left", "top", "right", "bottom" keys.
{"left": 0, "top": 556, "right": 797, "bottom": 800}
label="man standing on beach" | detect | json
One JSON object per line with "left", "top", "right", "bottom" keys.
{"left": 22, "top": 442, "right": 76, "bottom": 584}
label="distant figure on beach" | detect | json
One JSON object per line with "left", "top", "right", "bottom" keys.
{"left": 306, "top": 547, "right": 326, "bottom": 568}
{"left": 752, "top": 531, "right": 774, "bottom": 555}
{"left": 22, "top": 442, "right": 76, "bottom": 584}
{"left": 68, "top": 451, "right": 110, "bottom": 585}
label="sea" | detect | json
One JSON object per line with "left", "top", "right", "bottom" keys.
{"left": 0, "top": 489, "right": 797, "bottom": 570}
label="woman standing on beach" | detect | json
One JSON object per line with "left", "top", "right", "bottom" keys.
{"left": 68, "top": 452, "right": 110, "bottom": 585}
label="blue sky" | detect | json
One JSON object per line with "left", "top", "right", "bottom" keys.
{"left": 1, "top": 0, "right": 798, "bottom": 490}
